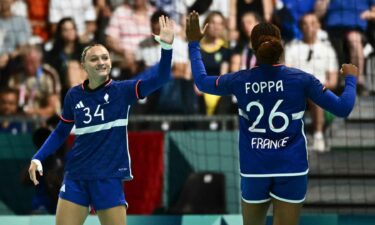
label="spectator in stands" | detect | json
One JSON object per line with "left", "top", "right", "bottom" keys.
{"left": 231, "top": 11, "right": 261, "bottom": 72}
{"left": 236, "top": 0, "right": 273, "bottom": 23}
{"left": 93, "top": 0, "right": 112, "bottom": 44}
{"left": 273, "top": 0, "right": 317, "bottom": 42}
{"left": 94, "top": 0, "right": 132, "bottom": 45}
{"left": 233, "top": 0, "right": 273, "bottom": 44}
{"left": 26, "top": 0, "right": 50, "bottom": 43}
{"left": 0, "top": 0, "right": 31, "bottom": 70}
{"left": 188, "top": 0, "right": 233, "bottom": 26}
{"left": 8, "top": 45, "right": 61, "bottom": 118}
{"left": 318, "top": 0, "right": 375, "bottom": 94}
{"left": 105, "top": 0, "right": 155, "bottom": 77}
{"left": 11, "top": 0, "right": 27, "bottom": 17}
{"left": 198, "top": 11, "right": 235, "bottom": 123}
{"left": 285, "top": 13, "right": 338, "bottom": 152}
{"left": 49, "top": 0, "right": 97, "bottom": 44}
{"left": 0, "top": 88, "right": 23, "bottom": 134}
{"left": 153, "top": 0, "right": 189, "bottom": 26}
{"left": 45, "top": 17, "right": 86, "bottom": 99}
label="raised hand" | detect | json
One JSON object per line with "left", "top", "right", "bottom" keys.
{"left": 159, "top": 15, "right": 174, "bottom": 45}
{"left": 340, "top": 64, "right": 359, "bottom": 78}
{"left": 186, "top": 11, "right": 208, "bottom": 42}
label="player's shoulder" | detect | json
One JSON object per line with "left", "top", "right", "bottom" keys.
{"left": 283, "top": 66, "right": 312, "bottom": 77}
{"left": 221, "top": 69, "right": 246, "bottom": 83}
{"left": 283, "top": 66, "right": 317, "bottom": 85}
{"left": 67, "top": 83, "right": 84, "bottom": 95}
{"left": 107, "top": 79, "right": 139, "bottom": 93}
{"left": 111, "top": 79, "right": 137, "bottom": 86}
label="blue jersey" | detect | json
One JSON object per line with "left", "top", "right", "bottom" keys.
{"left": 60, "top": 79, "right": 138, "bottom": 180}
{"left": 33, "top": 49, "right": 172, "bottom": 180}
{"left": 189, "top": 41, "right": 356, "bottom": 177}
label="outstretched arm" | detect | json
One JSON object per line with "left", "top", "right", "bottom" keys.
{"left": 187, "top": 11, "right": 233, "bottom": 96}
{"left": 137, "top": 15, "right": 174, "bottom": 98}
{"left": 29, "top": 121, "right": 73, "bottom": 185}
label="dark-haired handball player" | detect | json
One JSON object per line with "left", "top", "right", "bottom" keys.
{"left": 186, "top": 11, "right": 358, "bottom": 225}
{"left": 28, "top": 15, "right": 174, "bottom": 225}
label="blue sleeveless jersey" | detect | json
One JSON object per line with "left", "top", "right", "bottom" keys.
{"left": 61, "top": 79, "right": 139, "bottom": 180}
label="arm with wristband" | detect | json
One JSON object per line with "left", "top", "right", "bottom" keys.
{"left": 29, "top": 121, "right": 73, "bottom": 185}
{"left": 137, "top": 15, "right": 174, "bottom": 98}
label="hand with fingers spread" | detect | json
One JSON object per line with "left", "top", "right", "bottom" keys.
{"left": 159, "top": 15, "right": 174, "bottom": 45}
{"left": 28, "top": 159, "right": 43, "bottom": 185}
{"left": 186, "top": 11, "right": 208, "bottom": 42}
{"left": 340, "top": 64, "right": 359, "bottom": 78}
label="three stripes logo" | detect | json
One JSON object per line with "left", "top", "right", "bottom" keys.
{"left": 75, "top": 101, "right": 85, "bottom": 109}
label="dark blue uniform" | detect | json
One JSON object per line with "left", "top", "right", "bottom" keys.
{"left": 189, "top": 41, "right": 356, "bottom": 203}
{"left": 33, "top": 49, "right": 172, "bottom": 209}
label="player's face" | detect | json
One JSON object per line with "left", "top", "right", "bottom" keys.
{"left": 83, "top": 46, "right": 112, "bottom": 79}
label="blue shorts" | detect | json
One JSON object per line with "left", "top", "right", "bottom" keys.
{"left": 241, "top": 175, "right": 307, "bottom": 204}
{"left": 59, "top": 177, "right": 127, "bottom": 211}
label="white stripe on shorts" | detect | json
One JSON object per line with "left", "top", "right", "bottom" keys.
{"left": 241, "top": 197, "right": 271, "bottom": 204}
{"left": 269, "top": 192, "right": 305, "bottom": 203}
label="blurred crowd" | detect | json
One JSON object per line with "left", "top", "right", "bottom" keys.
{"left": 0, "top": 0, "right": 375, "bottom": 145}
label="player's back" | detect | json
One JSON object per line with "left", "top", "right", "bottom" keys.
{"left": 228, "top": 64, "right": 317, "bottom": 176}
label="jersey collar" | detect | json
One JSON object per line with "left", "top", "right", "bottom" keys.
{"left": 81, "top": 79, "right": 112, "bottom": 92}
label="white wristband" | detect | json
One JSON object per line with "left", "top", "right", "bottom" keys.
{"left": 31, "top": 159, "right": 43, "bottom": 172}
{"left": 154, "top": 35, "right": 173, "bottom": 50}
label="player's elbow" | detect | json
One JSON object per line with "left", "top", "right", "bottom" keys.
{"left": 333, "top": 106, "right": 353, "bottom": 118}
{"left": 195, "top": 81, "right": 206, "bottom": 93}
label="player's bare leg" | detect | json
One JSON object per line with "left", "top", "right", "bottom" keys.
{"left": 97, "top": 205, "right": 127, "bottom": 225}
{"left": 272, "top": 198, "right": 302, "bottom": 225}
{"left": 56, "top": 198, "right": 89, "bottom": 225}
{"left": 242, "top": 200, "right": 271, "bottom": 225}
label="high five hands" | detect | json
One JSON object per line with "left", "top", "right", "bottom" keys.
{"left": 159, "top": 15, "right": 174, "bottom": 45}
{"left": 186, "top": 11, "right": 208, "bottom": 42}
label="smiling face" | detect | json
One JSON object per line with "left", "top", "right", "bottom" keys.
{"left": 81, "top": 45, "right": 112, "bottom": 81}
